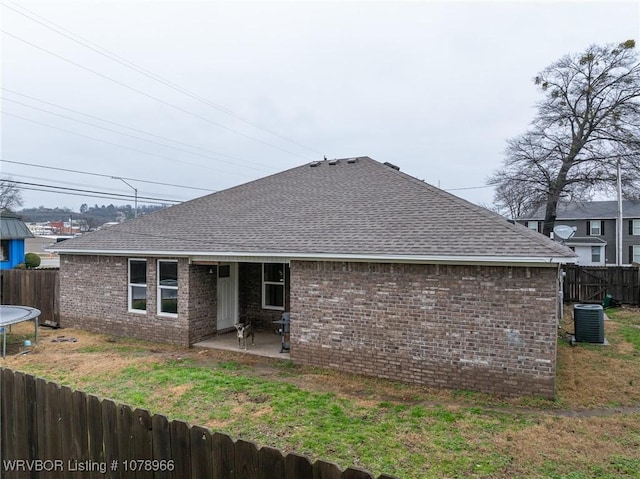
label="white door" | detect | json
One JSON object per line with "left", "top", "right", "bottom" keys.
{"left": 216, "top": 263, "right": 238, "bottom": 330}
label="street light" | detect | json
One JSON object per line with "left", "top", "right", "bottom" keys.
{"left": 111, "top": 177, "right": 138, "bottom": 218}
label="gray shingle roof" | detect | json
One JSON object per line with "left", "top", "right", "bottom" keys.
{"left": 520, "top": 200, "right": 640, "bottom": 220}
{"left": 0, "top": 210, "right": 34, "bottom": 239}
{"left": 53, "top": 157, "right": 574, "bottom": 262}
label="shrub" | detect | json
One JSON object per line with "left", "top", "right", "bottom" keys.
{"left": 24, "top": 252, "right": 41, "bottom": 269}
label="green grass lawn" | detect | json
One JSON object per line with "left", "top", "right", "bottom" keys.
{"left": 3, "top": 307, "right": 640, "bottom": 479}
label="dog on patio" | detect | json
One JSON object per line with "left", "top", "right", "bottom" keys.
{"left": 234, "top": 322, "right": 255, "bottom": 350}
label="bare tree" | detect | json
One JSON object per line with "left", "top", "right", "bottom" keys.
{"left": 490, "top": 40, "right": 640, "bottom": 235}
{"left": 0, "top": 178, "right": 24, "bottom": 210}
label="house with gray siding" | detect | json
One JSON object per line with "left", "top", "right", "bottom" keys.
{"left": 52, "top": 157, "right": 576, "bottom": 398}
{"left": 518, "top": 201, "right": 640, "bottom": 265}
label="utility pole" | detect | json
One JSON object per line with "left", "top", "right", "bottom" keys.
{"left": 617, "top": 158, "right": 623, "bottom": 266}
{"left": 111, "top": 177, "right": 138, "bottom": 218}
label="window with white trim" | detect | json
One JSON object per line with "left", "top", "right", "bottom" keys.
{"left": 589, "top": 220, "right": 602, "bottom": 236}
{"left": 262, "top": 263, "right": 285, "bottom": 310}
{"left": 128, "top": 259, "right": 147, "bottom": 313}
{"left": 527, "top": 221, "right": 540, "bottom": 232}
{"left": 591, "top": 246, "right": 601, "bottom": 263}
{"left": 157, "top": 260, "right": 178, "bottom": 315}
{"left": 633, "top": 245, "right": 640, "bottom": 264}
{"left": 632, "top": 219, "right": 640, "bottom": 236}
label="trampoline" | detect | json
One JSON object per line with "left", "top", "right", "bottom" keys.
{"left": 0, "top": 305, "right": 41, "bottom": 358}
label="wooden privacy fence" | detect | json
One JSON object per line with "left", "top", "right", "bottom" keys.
{"left": 0, "top": 269, "right": 59, "bottom": 327}
{"left": 563, "top": 265, "right": 640, "bottom": 305}
{"left": 0, "top": 369, "right": 398, "bottom": 479}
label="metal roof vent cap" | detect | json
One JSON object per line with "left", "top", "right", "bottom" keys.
{"left": 383, "top": 161, "right": 400, "bottom": 171}
{"left": 328, "top": 159, "right": 339, "bottom": 165}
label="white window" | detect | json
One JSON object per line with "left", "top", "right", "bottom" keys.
{"left": 527, "top": 221, "right": 539, "bottom": 232}
{"left": 632, "top": 219, "right": 640, "bottom": 236}
{"left": 157, "top": 260, "right": 178, "bottom": 316}
{"left": 591, "top": 246, "right": 601, "bottom": 263}
{"left": 262, "top": 263, "right": 285, "bottom": 310}
{"left": 128, "top": 259, "right": 147, "bottom": 313}
{"left": 589, "top": 220, "right": 602, "bottom": 236}
{"left": 633, "top": 246, "right": 640, "bottom": 264}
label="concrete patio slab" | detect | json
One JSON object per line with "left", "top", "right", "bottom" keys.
{"left": 193, "top": 330, "right": 290, "bottom": 359}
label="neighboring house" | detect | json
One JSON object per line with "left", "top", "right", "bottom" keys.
{"left": 52, "top": 157, "right": 576, "bottom": 398}
{"left": 0, "top": 210, "right": 35, "bottom": 269}
{"left": 519, "top": 201, "right": 640, "bottom": 265}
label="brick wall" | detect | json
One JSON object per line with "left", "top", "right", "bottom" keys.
{"left": 239, "top": 263, "right": 289, "bottom": 330}
{"left": 187, "top": 264, "right": 217, "bottom": 344}
{"left": 289, "top": 261, "right": 559, "bottom": 398}
{"left": 59, "top": 255, "right": 216, "bottom": 347}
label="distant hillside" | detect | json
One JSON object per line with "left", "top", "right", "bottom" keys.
{"left": 19, "top": 204, "right": 167, "bottom": 228}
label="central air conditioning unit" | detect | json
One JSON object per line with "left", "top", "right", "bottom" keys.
{"left": 573, "top": 304, "right": 605, "bottom": 344}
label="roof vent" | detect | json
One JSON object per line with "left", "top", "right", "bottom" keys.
{"left": 328, "top": 159, "right": 339, "bottom": 165}
{"left": 347, "top": 157, "right": 358, "bottom": 164}
{"left": 383, "top": 162, "right": 400, "bottom": 171}
{"left": 309, "top": 161, "right": 321, "bottom": 167}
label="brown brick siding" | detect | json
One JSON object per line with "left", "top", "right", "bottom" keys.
{"left": 239, "top": 263, "right": 289, "bottom": 330}
{"left": 289, "top": 261, "right": 559, "bottom": 398}
{"left": 59, "top": 255, "right": 217, "bottom": 347}
{"left": 187, "top": 264, "right": 217, "bottom": 344}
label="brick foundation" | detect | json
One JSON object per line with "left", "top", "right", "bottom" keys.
{"left": 289, "top": 261, "right": 559, "bottom": 398}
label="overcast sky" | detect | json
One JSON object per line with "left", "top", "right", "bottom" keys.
{"left": 1, "top": 0, "right": 639, "bottom": 212}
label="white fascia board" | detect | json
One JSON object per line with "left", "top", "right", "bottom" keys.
{"left": 51, "top": 248, "right": 577, "bottom": 266}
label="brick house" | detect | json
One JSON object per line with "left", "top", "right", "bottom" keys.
{"left": 53, "top": 157, "right": 575, "bottom": 398}
{"left": 518, "top": 200, "right": 640, "bottom": 265}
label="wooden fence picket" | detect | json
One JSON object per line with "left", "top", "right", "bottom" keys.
{"left": 170, "top": 419, "right": 191, "bottom": 478}
{"left": 151, "top": 413, "right": 173, "bottom": 479}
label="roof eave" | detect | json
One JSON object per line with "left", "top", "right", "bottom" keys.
{"left": 51, "top": 248, "right": 577, "bottom": 266}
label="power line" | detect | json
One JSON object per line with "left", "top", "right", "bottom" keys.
{"left": 2, "top": 88, "right": 279, "bottom": 171}
{"left": 1, "top": 95, "right": 275, "bottom": 173}
{"left": 1, "top": 29, "right": 316, "bottom": 162}
{"left": 0, "top": 159, "right": 215, "bottom": 192}
{"left": 1, "top": 171, "right": 193, "bottom": 202}
{"left": 445, "top": 185, "right": 494, "bottom": 191}
{"left": 2, "top": 0, "right": 322, "bottom": 156}
{"left": 1, "top": 111, "right": 258, "bottom": 178}
{"left": 2, "top": 179, "right": 181, "bottom": 205}
{"left": 2, "top": 179, "right": 182, "bottom": 203}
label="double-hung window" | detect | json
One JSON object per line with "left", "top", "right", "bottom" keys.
{"left": 632, "top": 219, "right": 640, "bottom": 236}
{"left": 158, "top": 260, "right": 178, "bottom": 315}
{"left": 589, "top": 220, "right": 602, "bottom": 236}
{"left": 633, "top": 246, "right": 640, "bottom": 264}
{"left": 128, "top": 259, "right": 147, "bottom": 313}
{"left": 591, "top": 246, "right": 601, "bottom": 263}
{"left": 263, "top": 263, "right": 285, "bottom": 310}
